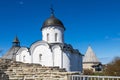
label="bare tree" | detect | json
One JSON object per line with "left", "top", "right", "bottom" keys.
{"left": 83, "top": 69, "right": 94, "bottom": 75}
{"left": 104, "top": 57, "right": 120, "bottom": 76}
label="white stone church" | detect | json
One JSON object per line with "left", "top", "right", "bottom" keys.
{"left": 3, "top": 12, "right": 83, "bottom": 72}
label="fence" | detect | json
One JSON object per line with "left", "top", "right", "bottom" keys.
{"left": 69, "top": 75, "right": 120, "bottom": 80}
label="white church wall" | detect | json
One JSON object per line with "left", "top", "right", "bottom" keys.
{"left": 52, "top": 45, "right": 62, "bottom": 67}
{"left": 52, "top": 45, "right": 71, "bottom": 71}
{"left": 66, "top": 51, "right": 82, "bottom": 72}
{"left": 63, "top": 52, "right": 71, "bottom": 71}
{"left": 15, "top": 42, "right": 83, "bottom": 72}
{"left": 31, "top": 44, "right": 53, "bottom": 66}
{"left": 16, "top": 47, "right": 31, "bottom": 63}
{"left": 74, "top": 53, "right": 78, "bottom": 71}
{"left": 70, "top": 53, "right": 78, "bottom": 71}
{"left": 80, "top": 55, "right": 83, "bottom": 72}
{"left": 42, "top": 26, "right": 64, "bottom": 43}
{"left": 74, "top": 53, "right": 83, "bottom": 72}
{"left": 77, "top": 53, "right": 83, "bottom": 72}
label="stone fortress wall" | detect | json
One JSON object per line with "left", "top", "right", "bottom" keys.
{"left": 0, "top": 59, "right": 80, "bottom": 80}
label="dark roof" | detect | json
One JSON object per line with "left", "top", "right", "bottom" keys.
{"left": 2, "top": 46, "right": 20, "bottom": 60}
{"left": 41, "top": 14, "right": 65, "bottom": 30}
{"left": 13, "top": 36, "right": 20, "bottom": 43}
{"left": 83, "top": 46, "right": 100, "bottom": 63}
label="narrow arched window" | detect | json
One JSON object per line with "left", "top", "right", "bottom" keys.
{"left": 23, "top": 55, "right": 25, "bottom": 62}
{"left": 47, "top": 33, "right": 49, "bottom": 41}
{"left": 39, "top": 54, "right": 42, "bottom": 62}
{"left": 55, "top": 33, "right": 58, "bottom": 41}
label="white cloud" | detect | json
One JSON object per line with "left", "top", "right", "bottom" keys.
{"left": 105, "top": 34, "right": 120, "bottom": 41}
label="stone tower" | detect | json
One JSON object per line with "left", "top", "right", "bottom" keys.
{"left": 83, "top": 46, "right": 102, "bottom": 72}
{"left": 2, "top": 36, "right": 21, "bottom": 61}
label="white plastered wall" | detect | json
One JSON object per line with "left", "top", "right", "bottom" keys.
{"left": 65, "top": 51, "right": 82, "bottom": 72}
{"left": 31, "top": 44, "right": 53, "bottom": 66}
{"left": 63, "top": 52, "right": 71, "bottom": 71}
{"left": 15, "top": 41, "right": 83, "bottom": 72}
{"left": 42, "top": 26, "right": 64, "bottom": 43}
{"left": 16, "top": 47, "right": 31, "bottom": 63}
{"left": 52, "top": 45, "right": 71, "bottom": 71}
{"left": 52, "top": 45, "right": 62, "bottom": 67}
{"left": 78, "top": 54, "right": 83, "bottom": 72}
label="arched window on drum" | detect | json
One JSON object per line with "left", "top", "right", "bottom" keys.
{"left": 55, "top": 33, "right": 58, "bottom": 41}
{"left": 47, "top": 33, "right": 49, "bottom": 41}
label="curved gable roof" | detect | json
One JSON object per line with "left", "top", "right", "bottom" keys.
{"left": 30, "top": 40, "right": 50, "bottom": 54}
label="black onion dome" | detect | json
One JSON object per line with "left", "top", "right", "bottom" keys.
{"left": 41, "top": 15, "right": 65, "bottom": 30}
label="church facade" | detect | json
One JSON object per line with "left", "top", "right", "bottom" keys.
{"left": 3, "top": 13, "right": 83, "bottom": 72}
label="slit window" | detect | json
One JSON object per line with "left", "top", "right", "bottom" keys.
{"left": 39, "top": 54, "right": 42, "bottom": 62}
{"left": 47, "top": 33, "right": 49, "bottom": 41}
{"left": 23, "top": 55, "right": 25, "bottom": 62}
{"left": 55, "top": 33, "right": 58, "bottom": 41}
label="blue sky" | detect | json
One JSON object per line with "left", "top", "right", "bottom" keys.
{"left": 0, "top": 0, "right": 120, "bottom": 64}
